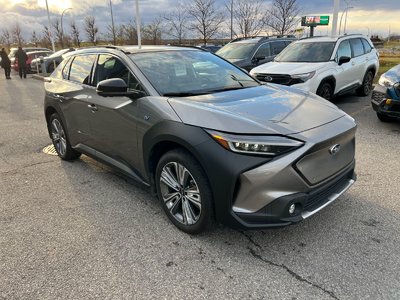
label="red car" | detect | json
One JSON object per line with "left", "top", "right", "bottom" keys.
{"left": 13, "top": 50, "right": 53, "bottom": 73}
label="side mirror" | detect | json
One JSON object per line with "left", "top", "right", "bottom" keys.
{"left": 338, "top": 56, "right": 351, "bottom": 66}
{"left": 96, "top": 78, "right": 144, "bottom": 98}
{"left": 253, "top": 56, "right": 265, "bottom": 63}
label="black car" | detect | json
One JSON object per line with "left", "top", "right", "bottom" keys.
{"left": 216, "top": 36, "right": 295, "bottom": 71}
{"left": 371, "top": 64, "right": 400, "bottom": 122}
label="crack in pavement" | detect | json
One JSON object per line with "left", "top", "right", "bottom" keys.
{"left": 240, "top": 232, "right": 339, "bottom": 300}
{"left": 0, "top": 160, "right": 55, "bottom": 175}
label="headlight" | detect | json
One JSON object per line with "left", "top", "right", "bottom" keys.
{"left": 291, "top": 71, "right": 316, "bottom": 83}
{"left": 378, "top": 74, "right": 395, "bottom": 87}
{"left": 206, "top": 130, "right": 304, "bottom": 156}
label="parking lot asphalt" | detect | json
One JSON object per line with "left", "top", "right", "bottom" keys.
{"left": 0, "top": 74, "right": 399, "bottom": 300}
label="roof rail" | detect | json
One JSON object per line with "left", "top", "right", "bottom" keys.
{"left": 76, "top": 45, "right": 131, "bottom": 54}
{"left": 229, "top": 34, "right": 296, "bottom": 43}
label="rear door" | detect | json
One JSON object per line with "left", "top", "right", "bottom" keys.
{"left": 87, "top": 54, "right": 146, "bottom": 168}
{"left": 349, "top": 38, "right": 367, "bottom": 85}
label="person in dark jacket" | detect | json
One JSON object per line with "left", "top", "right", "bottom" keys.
{"left": 16, "top": 46, "right": 28, "bottom": 79}
{"left": 0, "top": 48, "right": 11, "bottom": 79}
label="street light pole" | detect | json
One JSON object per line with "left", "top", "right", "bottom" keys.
{"left": 109, "top": 0, "right": 116, "bottom": 45}
{"left": 230, "top": 0, "right": 233, "bottom": 40}
{"left": 44, "top": 0, "right": 56, "bottom": 52}
{"left": 331, "top": 0, "right": 340, "bottom": 36}
{"left": 61, "top": 7, "right": 72, "bottom": 47}
{"left": 343, "top": 6, "right": 353, "bottom": 34}
{"left": 135, "top": 0, "right": 141, "bottom": 48}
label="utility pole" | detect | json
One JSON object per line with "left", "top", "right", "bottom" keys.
{"left": 331, "top": 0, "right": 340, "bottom": 36}
{"left": 230, "top": 0, "right": 233, "bottom": 40}
{"left": 135, "top": 0, "right": 141, "bottom": 48}
{"left": 45, "top": 0, "right": 56, "bottom": 52}
{"left": 109, "top": 0, "right": 116, "bottom": 45}
{"left": 61, "top": 8, "right": 72, "bottom": 47}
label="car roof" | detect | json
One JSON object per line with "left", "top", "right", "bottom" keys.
{"left": 298, "top": 34, "right": 366, "bottom": 43}
{"left": 233, "top": 37, "right": 295, "bottom": 44}
{"left": 72, "top": 45, "right": 203, "bottom": 56}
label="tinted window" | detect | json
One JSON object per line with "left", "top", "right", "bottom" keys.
{"left": 271, "top": 41, "right": 287, "bottom": 55}
{"left": 255, "top": 43, "right": 271, "bottom": 58}
{"left": 361, "top": 39, "right": 372, "bottom": 53}
{"left": 275, "top": 42, "right": 335, "bottom": 62}
{"left": 69, "top": 55, "right": 96, "bottom": 85}
{"left": 61, "top": 57, "right": 72, "bottom": 80}
{"left": 336, "top": 40, "right": 352, "bottom": 60}
{"left": 93, "top": 54, "right": 144, "bottom": 91}
{"left": 216, "top": 43, "right": 256, "bottom": 60}
{"left": 350, "top": 38, "right": 364, "bottom": 57}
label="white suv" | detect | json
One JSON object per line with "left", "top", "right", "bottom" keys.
{"left": 250, "top": 34, "right": 379, "bottom": 100}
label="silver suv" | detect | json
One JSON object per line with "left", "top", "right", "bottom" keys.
{"left": 44, "top": 46, "right": 356, "bottom": 234}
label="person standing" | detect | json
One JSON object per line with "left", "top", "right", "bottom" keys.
{"left": 0, "top": 48, "right": 11, "bottom": 79}
{"left": 16, "top": 46, "right": 28, "bottom": 79}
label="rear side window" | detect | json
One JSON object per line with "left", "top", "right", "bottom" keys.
{"left": 350, "top": 38, "right": 364, "bottom": 57}
{"left": 361, "top": 39, "right": 372, "bottom": 53}
{"left": 336, "top": 40, "right": 352, "bottom": 60}
{"left": 69, "top": 54, "right": 97, "bottom": 85}
{"left": 255, "top": 43, "right": 271, "bottom": 58}
{"left": 271, "top": 41, "right": 287, "bottom": 55}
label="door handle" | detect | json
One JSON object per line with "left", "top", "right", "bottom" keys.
{"left": 88, "top": 104, "right": 98, "bottom": 112}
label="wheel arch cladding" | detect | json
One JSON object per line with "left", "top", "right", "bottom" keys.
{"left": 320, "top": 76, "right": 336, "bottom": 90}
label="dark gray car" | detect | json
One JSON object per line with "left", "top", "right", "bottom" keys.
{"left": 44, "top": 46, "right": 356, "bottom": 234}
{"left": 216, "top": 36, "right": 295, "bottom": 71}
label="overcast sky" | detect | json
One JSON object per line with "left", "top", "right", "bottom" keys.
{"left": 0, "top": 0, "right": 399, "bottom": 40}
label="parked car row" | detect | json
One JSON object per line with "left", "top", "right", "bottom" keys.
{"left": 13, "top": 50, "right": 53, "bottom": 73}
{"left": 44, "top": 45, "right": 357, "bottom": 234}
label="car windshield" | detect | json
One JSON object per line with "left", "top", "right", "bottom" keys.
{"left": 216, "top": 43, "right": 255, "bottom": 60}
{"left": 275, "top": 42, "right": 335, "bottom": 62}
{"left": 49, "top": 49, "right": 69, "bottom": 58}
{"left": 130, "top": 50, "right": 260, "bottom": 97}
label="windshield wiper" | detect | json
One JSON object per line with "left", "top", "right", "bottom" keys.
{"left": 163, "top": 92, "right": 208, "bottom": 97}
{"left": 207, "top": 86, "right": 253, "bottom": 93}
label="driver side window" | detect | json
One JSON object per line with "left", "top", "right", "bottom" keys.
{"left": 93, "top": 54, "right": 144, "bottom": 91}
{"left": 336, "top": 40, "right": 351, "bottom": 62}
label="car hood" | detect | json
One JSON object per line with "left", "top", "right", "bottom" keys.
{"left": 251, "top": 61, "right": 326, "bottom": 75}
{"left": 167, "top": 85, "right": 345, "bottom": 135}
{"left": 383, "top": 64, "right": 400, "bottom": 82}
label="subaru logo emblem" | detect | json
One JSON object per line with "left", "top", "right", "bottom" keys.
{"left": 329, "top": 144, "right": 341, "bottom": 155}
{"left": 265, "top": 76, "right": 273, "bottom": 82}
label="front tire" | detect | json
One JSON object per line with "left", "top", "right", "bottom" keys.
{"left": 317, "top": 82, "right": 334, "bottom": 100}
{"left": 377, "top": 112, "right": 394, "bottom": 122}
{"left": 357, "top": 71, "right": 374, "bottom": 96}
{"left": 155, "top": 149, "right": 213, "bottom": 234}
{"left": 48, "top": 113, "right": 81, "bottom": 161}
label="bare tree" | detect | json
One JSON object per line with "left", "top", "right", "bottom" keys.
{"left": 12, "top": 23, "right": 24, "bottom": 46}
{"left": 187, "top": 0, "right": 225, "bottom": 45}
{"left": 41, "top": 26, "right": 52, "bottom": 49}
{"left": 143, "top": 18, "right": 163, "bottom": 45}
{"left": 31, "top": 31, "right": 40, "bottom": 47}
{"left": 84, "top": 16, "right": 99, "bottom": 45}
{"left": 121, "top": 20, "right": 137, "bottom": 44}
{"left": 228, "top": 0, "right": 266, "bottom": 38}
{"left": 70, "top": 21, "right": 81, "bottom": 47}
{"left": 163, "top": 3, "right": 188, "bottom": 45}
{"left": 1, "top": 28, "right": 12, "bottom": 50}
{"left": 266, "top": 0, "right": 300, "bottom": 35}
{"left": 53, "top": 19, "right": 64, "bottom": 48}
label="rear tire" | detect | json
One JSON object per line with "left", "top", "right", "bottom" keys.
{"left": 48, "top": 113, "right": 81, "bottom": 161}
{"left": 377, "top": 112, "right": 394, "bottom": 122}
{"left": 155, "top": 149, "right": 214, "bottom": 234}
{"left": 356, "top": 70, "right": 374, "bottom": 96}
{"left": 316, "top": 82, "right": 334, "bottom": 100}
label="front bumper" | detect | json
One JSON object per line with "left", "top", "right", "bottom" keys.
{"left": 371, "top": 85, "right": 400, "bottom": 118}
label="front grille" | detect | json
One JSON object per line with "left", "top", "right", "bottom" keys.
{"left": 304, "top": 170, "right": 353, "bottom": 211}
{"left": 371, "top": 90, "right": 386, "bottom": 102}
{"left": 255, "top": 73, "right": 292, "bottom": 85}
{"left": 295, "top": 129, "right": 356, "bottom": 185}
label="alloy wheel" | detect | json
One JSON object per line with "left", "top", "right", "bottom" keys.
{"left": 364, "top": 72, "right": 373, "bottom": 95}
{"left": 51, "top": 119, "right": 67, "bottom": 156}
{"left": 159, "top": 162, "right": 202, "bottom": 225}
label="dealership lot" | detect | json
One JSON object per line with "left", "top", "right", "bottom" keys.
{"left": 0, "top": 76, "right": 399, "bottom": 299}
